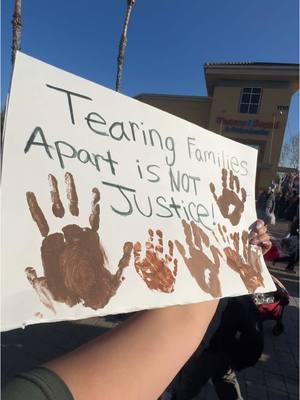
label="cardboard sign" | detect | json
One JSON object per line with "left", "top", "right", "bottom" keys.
{"left": 1, "top": 52, "right": 275, "bottom": 331}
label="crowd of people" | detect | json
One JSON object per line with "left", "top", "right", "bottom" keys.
{"left": 256, "top": 173, "right": 299, "bottom": 225}
{"left": 256, "top": 173, "right": 299, "bottom": 273}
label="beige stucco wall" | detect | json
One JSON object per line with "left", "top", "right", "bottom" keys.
{"left": 136, "top": 71, "right": 298, "bottom": 192}
{"left": 207, "top": 82, "right": 294, "bottom": 190}
{"left": 136, "top": 95, "right": 212, "bottom": 128}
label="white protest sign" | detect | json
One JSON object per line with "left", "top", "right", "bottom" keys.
{"left": 1, "top": 52, "right": 275, "bottom": 331}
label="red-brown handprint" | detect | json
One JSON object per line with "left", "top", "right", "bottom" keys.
{"left": 175, "top": 220, "right": 222, "bottom": 298}
{"left": 216, "top": 224, "right": 264, "bottom": 293}
{"left": 210, "top": 168, "right": 247, "bottom": 226}
{"left": 133, "top": 229, "right": 178, "bottom": 293}
{"left": 25, "top": 172, "right": 133, "bottom": 311}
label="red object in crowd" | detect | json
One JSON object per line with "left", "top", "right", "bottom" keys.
{"left": 263, "top": 244, "right": 280, "bottom": 261}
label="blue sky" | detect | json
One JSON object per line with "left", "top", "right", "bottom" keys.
{"left": 1, "top": 0, "right": 299, "bottom": 143}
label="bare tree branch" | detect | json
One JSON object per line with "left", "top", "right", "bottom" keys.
{"left": 289, "top": 135, "right": 299, "bottom": 169}
{"left": 279, "top": 134, "right": 299, "bottom": 169}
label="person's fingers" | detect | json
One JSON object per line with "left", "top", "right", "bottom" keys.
{"left": 250, "top": 233, "right": 270, "bottom": 245}
{"left": 253, "top": 219, "right": 265, "bottom": 229}
{"left": 256, "top": 225, "right": 267, "bottom": 236}
{"left": 249, "top": 225, "right": 272, "bottom": 255}
{"left": 261, "top": 240, "right": 272, "bottom": 255}
{"left": 249, "top": 219, "right": 267, "bottom": 239}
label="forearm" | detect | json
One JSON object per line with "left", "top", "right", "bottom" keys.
{"left": 46, "top": 300, "right": 218, "bottom": 400}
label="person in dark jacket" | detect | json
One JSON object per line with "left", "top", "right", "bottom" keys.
{"left": 275, "top": 193, "right": 289, "bottom": 219}
{"left": 273, "top": 217, "right": 299, "bottom": 272}
{"left": 172, "top": 295, "right": 264, "bottom": 400}
{"left": 256, "top": 187, "right": 276, "bottom": 224}
{"left": 284, "top": 191, "right": 299, "bottom": 222}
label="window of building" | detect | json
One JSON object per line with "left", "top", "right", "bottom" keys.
{"left": 241, "top": 140, "right": 266, "bottom": 164}
{"left": 239, "top": 87, "right": 261, "bottom": 114}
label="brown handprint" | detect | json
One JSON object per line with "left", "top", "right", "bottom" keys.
{"left": 210, "top": 168, "right": 247, "bottom": 226}
{"left": 175, "top": 220, "right": 222, "bottom": 298}
{"left": 216, "top": 224, "right": 264, "bottom": 293}
{"left": 133, "top": 229, "right": 178, "bottom": 293}
{"left": 25, "top": 172, "right": 133, "bottom": 311}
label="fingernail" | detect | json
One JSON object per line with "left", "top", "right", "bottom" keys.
{"left": 256, "top": 222, "right": 263, "bottom": 229}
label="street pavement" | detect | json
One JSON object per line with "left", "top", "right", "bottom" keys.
{"left": 1, "top": 221, "right": 299, "bottom": 399}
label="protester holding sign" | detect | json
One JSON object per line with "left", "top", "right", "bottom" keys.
{"left": 2, "top": 220, "right": 271, "bottom": 400}
{"left": 2, "top": 52, "right": 275, "bottom": 399}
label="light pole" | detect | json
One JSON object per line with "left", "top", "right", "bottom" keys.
{"left": 219, "top": 118, "right": 223, "bottom": 135}
{"left": 269, "top": 110, "right": 283, "bottom": 164}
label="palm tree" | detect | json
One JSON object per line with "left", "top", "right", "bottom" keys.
{"left": 1, "top": 107, "right": 5, "bottom": 131}
{"left": 116, "top": 0, "right": 135, "bottom": 92}
{"left": 11, "top": 0, "right": 22, "bottom": 65}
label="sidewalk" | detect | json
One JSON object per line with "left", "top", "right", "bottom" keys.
{"left": 1, "top": 221, "right": 299, "bottom": 399}
{"left": 197, "top": 292, "right": 299, "bottom": 400}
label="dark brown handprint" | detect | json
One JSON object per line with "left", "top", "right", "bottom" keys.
{"left": 216, "top": 225, "right": 264, "bottom": 293}
{"left": 175, "top": 220, "right": 222, "bottom": 298}
{"left": 210, "top": 169, "right": 247, "bottom": 226}
{"left": 26, "top": 172, "right": 133, "bottom": 311}
{"left": 133, "top": 229, "right": 178, "bottom": 293}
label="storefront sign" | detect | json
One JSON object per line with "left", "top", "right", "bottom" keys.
{"left": 217, "top": 117, "right": 280, "bottom": 136}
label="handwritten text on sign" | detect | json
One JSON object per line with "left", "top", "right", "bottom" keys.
{"left": 24, "top": 83, "right": 249, "bottom": 230}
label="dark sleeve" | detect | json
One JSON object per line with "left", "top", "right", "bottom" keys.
{"left": 2, "top": 367, "right": 74, "bottom": 400}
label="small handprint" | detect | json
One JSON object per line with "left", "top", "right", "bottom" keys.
{"left": 133, "top": 229, "right": 178, "bottom": 293}
{"left": 26, "top": 172, "right": 133, "bottom": 311}
{"left": 175, "top": 220, "right": 222, "bottom": 298}
{"left": 217, "top": 225, "right": 264, "bottom": 293}
{"left": 210, "top": 168, "right": 246, "bottom": 226}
